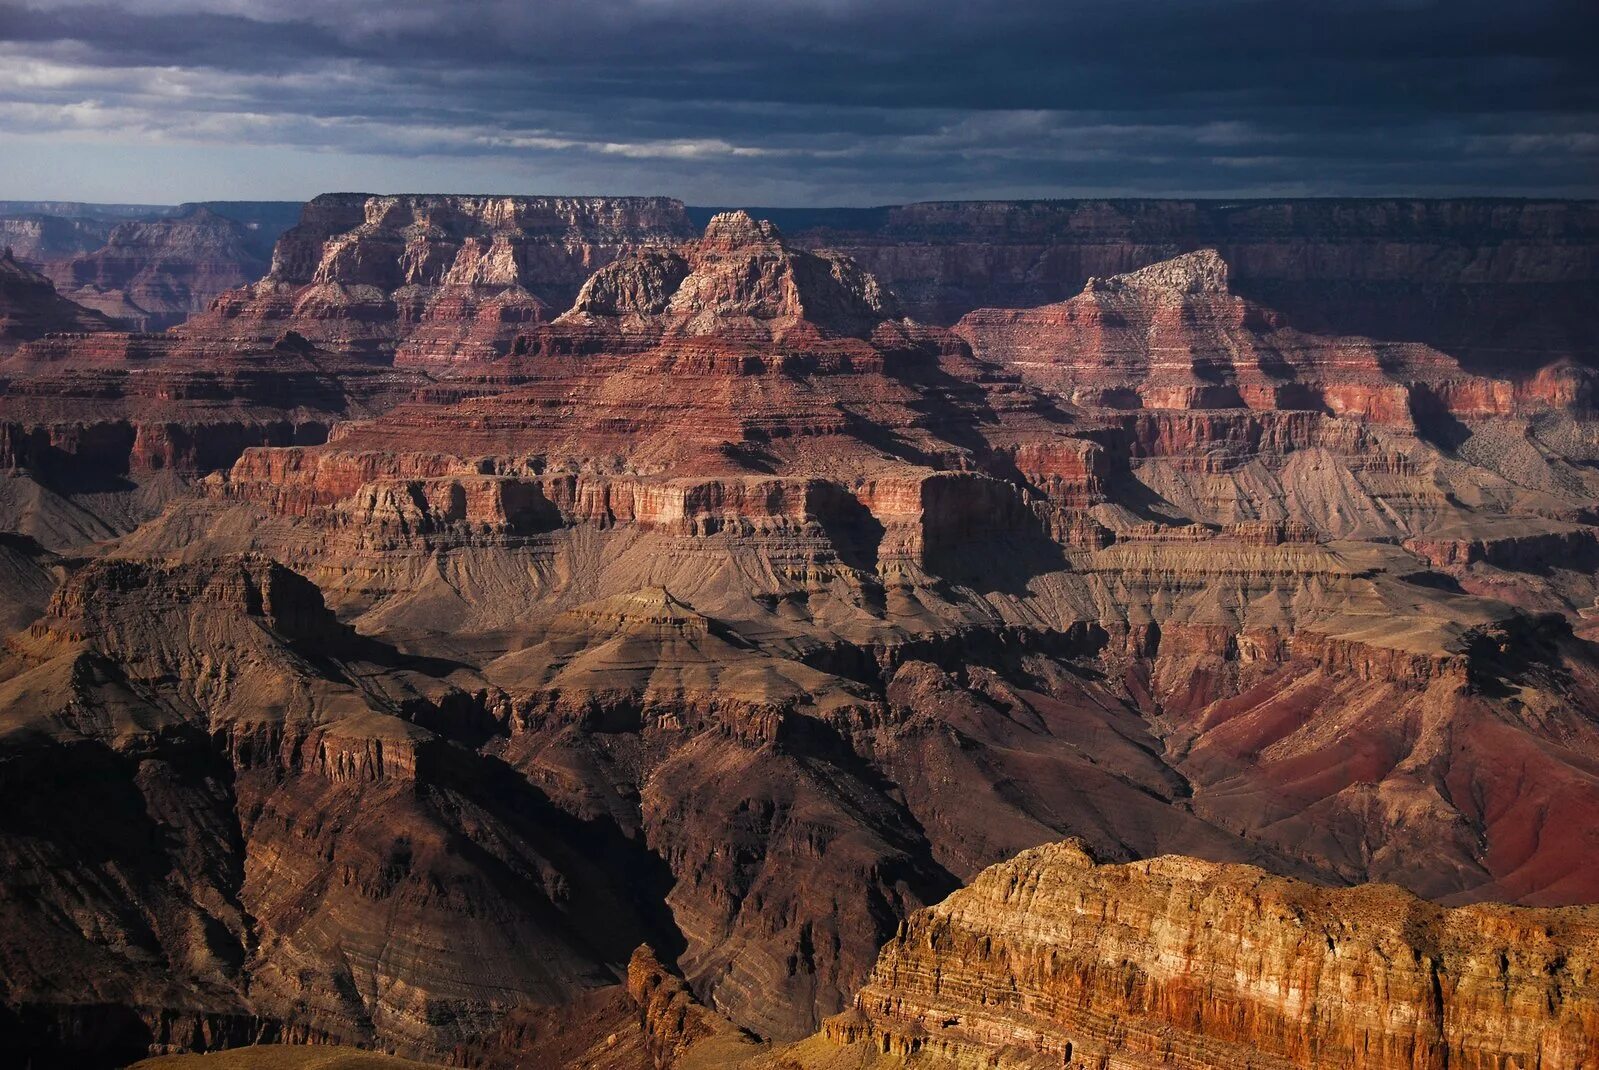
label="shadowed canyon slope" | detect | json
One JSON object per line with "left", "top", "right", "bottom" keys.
{"left": 1, "top": 195, "right": 1598, "bottom": 1067}
{"left": 0, "top": 248, "right": 118, "bottom": 350}
{"left": 118, "top": 851, "right": 1599, "bottom": 1070}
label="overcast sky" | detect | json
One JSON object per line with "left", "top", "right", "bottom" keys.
{"left": 2, "top": 0, "right": 1596, "bottom": 205}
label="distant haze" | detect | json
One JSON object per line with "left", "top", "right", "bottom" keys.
{"left": 2, "top": 0, "right": 1596, "bottom": 204}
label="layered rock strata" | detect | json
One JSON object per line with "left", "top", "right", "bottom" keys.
{"left": 53, "top": 207, "right": 273, "bottom": 330}
{"left": 823, "top": 840, "right": 1599, "bottom": 1069}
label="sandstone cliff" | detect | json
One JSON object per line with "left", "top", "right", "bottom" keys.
{"left": 821, "top": 840, "right": 1599, "bottom": 1069}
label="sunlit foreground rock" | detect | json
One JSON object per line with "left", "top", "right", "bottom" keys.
{"left": 813, "top": 840, "right": 1599, "bottom": 1069}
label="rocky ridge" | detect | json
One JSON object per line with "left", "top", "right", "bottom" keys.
{"left": 180, "top": 195, "right": 697, "bottom": 361}
{"left": 820, "top": 840, "right": 1599, "bottom": 1068}
{"left": 53, "top": 207, "right": 274, "bottom": 330}
{"left": 0, "top": 201, "right": 301, "bottom": 331}
{"left": 769, "top": 199, "right": 1599, "bottom": 374}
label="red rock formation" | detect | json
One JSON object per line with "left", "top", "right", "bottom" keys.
{"left": 531, "top": 211, "right": 900, "bottom": 361}
{"left": 5, "top": 199, "right": 1599, "bottom": 1070}
{"left": 0, "top": 331, "right": 423, "bottom": 506}
{"left": 772, "top": 199, "right": 1599, "bottom": 374}
{"left": 955, "top": 248, "right": 1582, "bottom": 424}
{"left": 625, "top": 947, "right": 764, "bottom": 1070}
{"left": 181, "top": 195, "right": 696, "bottom": 360}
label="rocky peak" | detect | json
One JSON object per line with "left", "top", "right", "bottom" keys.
{"left": 563, "top": 586, "right": 713, "bottom": 638}
{"left": 1087, "top": 247, "right": 1231, "bottom": 296}
{"left": 699, "top": 210, "right": 783, "bottom": 252}
{"left": 181, "top": 193, "right": 698, "bottom": 359}
{"left": 1, "top": 246, "right": 40, "bottom": 283}
{"left": 565, "top": 248, "right": 692, "bottom": 319}
{"left": 558, "top": 210, "right": 901, "bottom": 340}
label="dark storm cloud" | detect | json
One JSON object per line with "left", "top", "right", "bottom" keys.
{"left": 2, "top": 0, "right": 1596, "bottom": 201}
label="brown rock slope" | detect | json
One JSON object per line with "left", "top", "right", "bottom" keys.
{"left": 54, "top": 206, "right": 273, "bottom": 330}
{"left": 108, "top": 862, "right": 1599, "bottom": 1070}
{"left": 132, "top": 1048, "right": 445, "bottom": 1070}
{"left": 112, "top": 231, "right": 1599, "bottom": 1020}
{"left": 0, "top": 329, "right": 426, "bottom": 552}
{"left": 0, "top": 555, "right": 686, "bottom": 1068}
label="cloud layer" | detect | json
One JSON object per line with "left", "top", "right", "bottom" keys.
{"left": 2, "top": 0, "right": 1596, "bottom": 203}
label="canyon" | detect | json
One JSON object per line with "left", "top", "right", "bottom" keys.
{"left": 0, "top": 202, "right": 303, "bottom": 331}
{"left": 1, "top": 194, "right": 1597, "bottom": 1068}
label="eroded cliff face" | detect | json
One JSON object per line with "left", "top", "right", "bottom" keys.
{"left": 0, "top": 329, "right": 424, "bottom": 552}
{"left": 0, "top": 202, "right": 301, "bottom": 332}
{"left": 0, "top": 555, "right": 688, "bottom": 1067}
{"left": 547, "top": 211, "right": 900, "bottom": 355}
{"left": 955, "top": 248, "right": 1589, "bottom": 422}
{"left": 821, "top": 840, "right": 1599, "bottom": 1069}
{"left": 180, "top": 195, "right": 697, "bottom": 360}
{"left": 3, "top": 201, "right": 1599, "bottom": 1068}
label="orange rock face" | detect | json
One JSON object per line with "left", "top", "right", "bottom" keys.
{"left": 828, "top": 841, "right": 1599, "bottom": 1069}
{"left": 954, "top": 248, "right": 1579, "bottom": 428}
